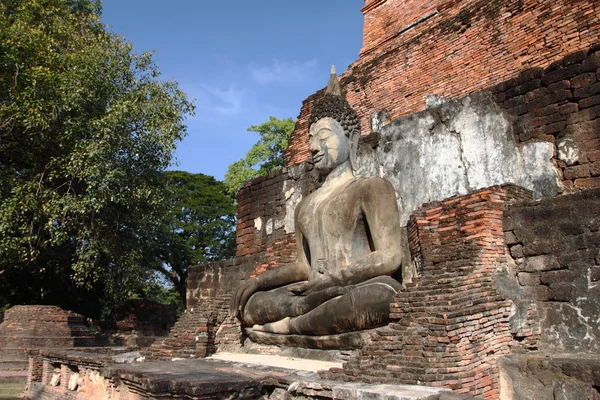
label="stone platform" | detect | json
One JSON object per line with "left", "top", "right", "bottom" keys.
{"left": 101, "top": 354, "right": 466, "bottom": 400}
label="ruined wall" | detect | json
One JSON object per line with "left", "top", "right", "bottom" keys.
{"left": 234, "top": 163, "right": 319, "bottom": 276}
{"left": 371, "top": 92, "right": 559, "bottom": 225}
{"left": 289, "top": 47, "right": 600, "bottom": 232}
{"left": 0, "top": 306, "right": 96, "bottom": 376}
{"left": 490, "top": 49, "right": 600, "bottom": 191}
{"left": 285, "top": 0, "right": 600, "bottom": 167}
{"left": 503, "top": 188, "right": 600, "bottom": 353}
{"left": 322, "top": 185, "right": 534, "bottom": 399}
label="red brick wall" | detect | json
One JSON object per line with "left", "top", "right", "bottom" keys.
{"left": 236, "top": 170, "right": 288, "bottom": 258}
{"left": 321, "top": 185, "right": 534, "bottom": 399}
{"left": 361, "top": 0, "right": 449, "bottom": 55}
{"left": 285, "top": 0, "right": 600, "bottom": 167}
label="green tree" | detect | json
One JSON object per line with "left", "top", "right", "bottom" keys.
{"left": 224, "top": 116, "right": 295, "bottom": 195}
{"left": 146, "top": 171, "right": 236, "bottom": 306}
{"left": 0, "top": 0, "right": 194, "bottom": 317}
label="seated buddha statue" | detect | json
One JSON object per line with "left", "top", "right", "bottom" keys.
{"left": 230, "top": 68, "right": 403, "bottom": 337}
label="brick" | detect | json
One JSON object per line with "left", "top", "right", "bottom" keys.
{"left": 571, "top": 72, "right": 597, "bottom": 88}
{"left": 563, "top": 164, "right": 590, "bottom": 180}
{"left": 591, "top": 161, "right": 600, "bottom": 176}
{"left": 579, "top": 94, "right": 600, "bottom": 109}
{"left": 574, "top": 176, "right": 600, "bottom": 189}
{"left": 573, "top": 82, "right": 600, "bottom": 99}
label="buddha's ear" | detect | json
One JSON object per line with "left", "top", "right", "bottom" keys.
{"left": 349, "top": 124, "right": 358, "bottom": 173}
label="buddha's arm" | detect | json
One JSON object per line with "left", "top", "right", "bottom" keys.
{"left": 229, "top": 262, "right": 309, "bottom": 319}
{"left": 230, "top": 210, "right": 311, "bottom": 320}
{"left": 337, "top": 178, "right": 403, "bottom": 285}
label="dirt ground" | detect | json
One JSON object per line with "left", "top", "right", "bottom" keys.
{"left": 0, "top": 382, "right": 25, "bottom": 400}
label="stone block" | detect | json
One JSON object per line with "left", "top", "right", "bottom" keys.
{"left": 523, "top": 255, "right": 561, "bottom": 272}
{"left": 510, "top": 244, "right": 524, "bottom": 259}
{"left": 542, "top": 64, "right": 582, "bottom": 85}
{"left": 540, "top": 270, "right": 574, "bottom": 285}
{"left": 571, "top": 72, "right": 597, "bottom": 88}
{"left": 522, "top": 286, "right": 549, "bottom": 301}
{"left": 573, "top": 82, "right": 600, "bottom": 99}
{"left": 563, "top": 164, "right": 590, "bottom": 180}
{"left": 517, "top": 272, "right": 540, "bottom": 286}
{"left": 548, "top": 283, "right": 573, "bottom": 302}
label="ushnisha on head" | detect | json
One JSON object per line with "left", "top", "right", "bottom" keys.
{"left": 308, "top": 66, "right": 360, "bottom": 175}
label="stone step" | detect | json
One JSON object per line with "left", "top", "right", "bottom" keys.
{"left": 0, "top": 335, "right": 97, "bottom": 348}
{"left": 0, "top": 360, "right": 28, "bottom": 371}
{"left": 0, "top": 370, "right": 27, "bottom": 384}
{"left": 0, "top": 348, "right": 27, "bottom": 361}
{"left": 104, "top": 357, "right": 456, "bottom": 400}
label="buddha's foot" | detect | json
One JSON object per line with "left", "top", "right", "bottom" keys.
{"left": 252, "top": 317, "right": 292, "bottom": 334}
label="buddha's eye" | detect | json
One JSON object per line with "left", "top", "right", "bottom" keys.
{"left": 318, "top": 129, "right": 333, "bottom": 140}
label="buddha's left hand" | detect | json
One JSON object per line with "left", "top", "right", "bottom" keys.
{"left": 287, "top": 274, "right": 336, "bottom": 295}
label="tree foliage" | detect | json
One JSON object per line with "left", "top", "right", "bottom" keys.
{"left": 0, "top": 0, "right": 194, "bottom": 317}
{"left": 224, "top": 116, "right": 295, "bottom": 195}
{"left": 145, "top": 171, "right": 236, "bottom": 306}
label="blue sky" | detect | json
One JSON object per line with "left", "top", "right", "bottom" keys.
{"left": 101, "top": 0, "right": 364, "bottom": 180}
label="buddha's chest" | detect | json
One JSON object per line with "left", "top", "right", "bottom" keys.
{"left": 297, "top": 185, "right": 362, "bottom": 243}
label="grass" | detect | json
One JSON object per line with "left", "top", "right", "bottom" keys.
{"left": 0, "top": 382, "right": 25, "bottom": 400}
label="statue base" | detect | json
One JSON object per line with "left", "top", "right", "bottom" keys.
{"left": 245, "top": 327, "right": 378, "bottom": 350}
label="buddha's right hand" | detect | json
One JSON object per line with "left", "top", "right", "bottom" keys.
{"left": 230, "top": 278, "right": 260, "bottom": 320}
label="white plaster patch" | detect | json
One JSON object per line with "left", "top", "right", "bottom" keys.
{"left": 68, "top": 372, "right": 79, "bottom": 391}
{"left": 266, "top": 218, "right": 274, "bottom": 235}
{"left": 375, "top": 94, "right": 561, "bottom": 224}
{"left": 274, "top": 219, "right": 284, "bottom": 231}
{"left": 254, "top": 217, "right": 262, "bottom": 231}
{"left": 557, "top": 138, "right": 582, "bottom": 166}
{"left": 284, "top": 184, "right": 302, "bottom": 233}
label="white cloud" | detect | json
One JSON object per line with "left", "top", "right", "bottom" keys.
{"left": 193, "top": 85, "right": 244, "bottom": 116}
{"left": 250, "top": 59, "right": 318, "bottom": 85}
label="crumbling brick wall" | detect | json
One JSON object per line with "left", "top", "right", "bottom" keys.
{"left": 235, "top": 164, "right": 319, "bottom": 276}
{"left": 285, "top": 0, "right": 600, "bottom": 167}
{"left": 321, "top": 185, "right": 534, "bottom": 399}
{"left": 491, "top": 48, "right": 600, "bottom": 191}
{"left": 146, "top": 256, "right": 261, "bottom": 360}
{"left": 503, "top": 187, "right": 600, "bottom": 353}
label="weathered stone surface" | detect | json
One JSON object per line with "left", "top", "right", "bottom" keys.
{"left": 372, "top": 92, "right": 559, "bottom": 225}
{"left": 245, "top": 328, "right": 376, "bottom": 350}
{"left": 102, "top": 358, "right": 457, "bottom": 400}
{"left": 499, "top": 353, "right": 600, "bottom": 400}
{"left": 503, "top": 188, "right": 600, "bottom": 353}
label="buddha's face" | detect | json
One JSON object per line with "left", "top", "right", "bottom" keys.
{"left": 309, "top": 117, "right": 350, "bottom": 175}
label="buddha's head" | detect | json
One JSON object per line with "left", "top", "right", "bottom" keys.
{"left": 308, "top": 71, "right": 360, "bottom": 175}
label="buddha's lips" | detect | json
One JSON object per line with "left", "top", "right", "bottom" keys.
{"left": 312, "top": 154, "right": 323, "bottom": 163}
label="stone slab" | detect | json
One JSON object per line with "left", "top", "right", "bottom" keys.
{"left": 245, "top": 327, "right": 375, "bottom": 350}
{"left": 499, "top": 352, "right": 600, "bottom": 400}
{"left": 0, "top": 371, "right": 27, "bottom": 384}
{"left": 104, "top": 358, "right": 453, "bottom": 399}
{"left": 209, "top": 352, "right": 342, "bottom": 372}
